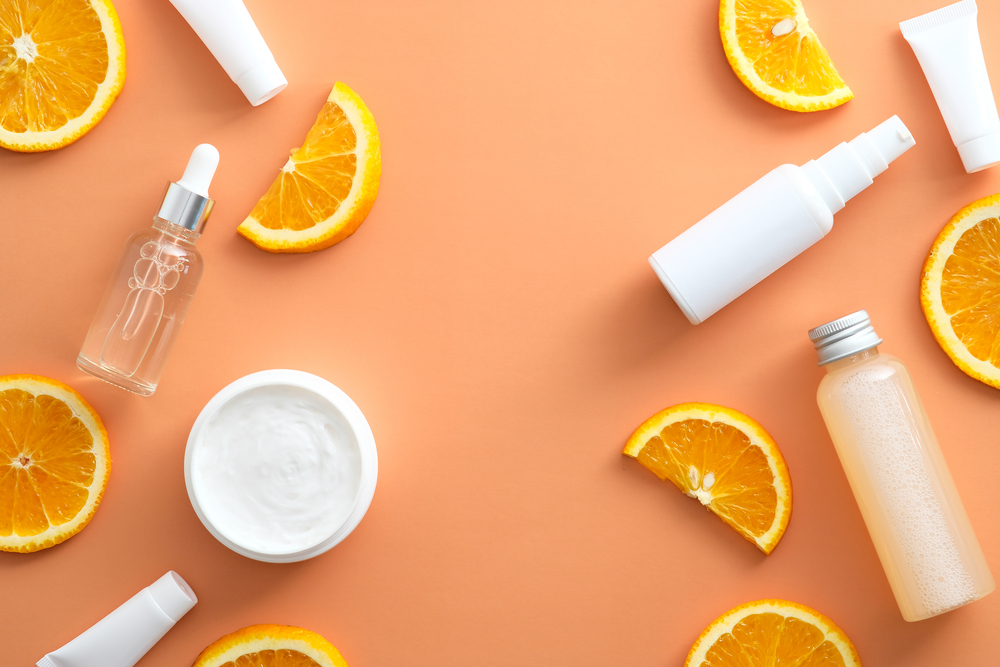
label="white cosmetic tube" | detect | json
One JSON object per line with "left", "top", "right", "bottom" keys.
{"left": 37, "top": 572, "right": 197, "bottom": 667}
{"left": 168, "top": 0, "right": 287, "bottom": 106}
{"left": 901, "top": 0, "right": 1000, "bottom": 172}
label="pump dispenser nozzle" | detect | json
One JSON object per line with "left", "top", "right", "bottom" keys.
{"left": 801, "top": 116, "right": 916, "bottom": 214}
{"left": 156, "top": 144, "right": 219, "bottom": 233}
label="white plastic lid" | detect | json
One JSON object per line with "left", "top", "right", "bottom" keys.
{"left": 956, "top": 132, "right": 1000, "bottom": 172}
{"left": 235, "top": 59, "right": 287, "bottom": 106}
{"left": 147, "top": 571, "right": 197, "bottom": 622}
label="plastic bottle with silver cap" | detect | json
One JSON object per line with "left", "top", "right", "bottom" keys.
{"left": 78, "top": 145, "right": 220, "bottom": 396}
{"left": 649, "top": 116, "right": 916, "bottom": 324}
{"left": 811, "top": 310, "right": 994, "bottom": 621}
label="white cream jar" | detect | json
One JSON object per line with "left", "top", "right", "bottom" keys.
{"left": 184, "top": 370, "right": 377, "bottom": 562}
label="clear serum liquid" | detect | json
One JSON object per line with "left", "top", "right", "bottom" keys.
{"left": 78, "top": 145, "right": 219, "bottom": 396}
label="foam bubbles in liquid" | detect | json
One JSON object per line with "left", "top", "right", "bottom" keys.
{"left": 841, "top": 366, "right": 976, "bottom": 616}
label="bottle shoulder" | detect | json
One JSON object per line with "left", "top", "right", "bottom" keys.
{"left": 818, "top": 352, "right": 912, "bottom": 395}
{"left": 772, "top": 164, "right": 835, "bottom": 234}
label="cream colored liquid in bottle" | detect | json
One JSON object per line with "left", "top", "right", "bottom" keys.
{"left": 810, "top": 311, "right": 993, "bottom": 621}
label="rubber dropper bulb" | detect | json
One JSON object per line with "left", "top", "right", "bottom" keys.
{"left": 176, "top": 144, "right": 220, "bottom": 198}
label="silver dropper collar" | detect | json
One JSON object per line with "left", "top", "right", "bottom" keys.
{"left": 155, "top": 144, "right": 220, "bottom": 234}
{"left": 156, "top": 182, "right": 214, "bottom": 233}
{"left": 808, "top": 310, "right": 883, "bottom": 365}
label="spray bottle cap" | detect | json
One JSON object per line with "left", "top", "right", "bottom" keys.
{"left": 800, "top": 116, "right": 915, "bottom": 214}
{"left": 156, "top": 144, "right": 220, "bottom": 234}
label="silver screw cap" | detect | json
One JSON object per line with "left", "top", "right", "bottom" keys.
{"left": 808, "top": 310, "right": 883, "bottom": 366}
{"left": 156, "top": 144, "right": 219, "bottom": 234}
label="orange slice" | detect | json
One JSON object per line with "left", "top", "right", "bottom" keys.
{"left": 623, "top": 402, "right": 791, "bottom": 554}
{"left": 685, "top": 600, "right": 861, "bottom": 667}
{"left": 0, "top": 0, "right": 126, "bottom": 152}
{"left": 238, "top": 82, "right": 381, "bottom": 253}
{"left": 0, "top": 375, "right": 110, "bottom": 552}
{"left": 193, "top": 625, "right": 349, "bottom": 667}
{"left": 720, "top": 0, "right": 852, "bottom": 112}
{"left": 921, "top": 193, "right": 1000, "bottom": 390}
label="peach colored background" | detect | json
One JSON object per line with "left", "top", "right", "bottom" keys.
{"left": 2, "top": 0, "right": 999, "bottom": 664}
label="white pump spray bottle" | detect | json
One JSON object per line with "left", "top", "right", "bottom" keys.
{"left": 649, "top": 116, "right": 916, "bottom": 324}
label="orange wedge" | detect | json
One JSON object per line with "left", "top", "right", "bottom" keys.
{"left": 0, "top": 375, "right": 110, "bottom": 552}
{"left": 921, "top": 193, "right": 1000, "bottom": 390}
{"left": 685, "top": 600, "right": 861, "bottom": 667}
{"left": 720, "top": 0, "right": 852, "bottom": 112}
{"left": 193, "top": 625, "right": 349, "bottom": 667}
{"left": 238, "top": 82, "right": 381, "bottom": 253}
{"left": 623, "top": 403, "right": 791, "bottom": 554}
{"left": 0, "top": 0, "right": 126, "bottom": 152}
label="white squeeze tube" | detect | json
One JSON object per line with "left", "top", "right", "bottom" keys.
{"left": 649, "top": 116, "right": 915, "bottom": 325}
{"left": 37, "top": 572, "right": 197, "bottom": 667}
{"left": 168, "top": 0, "right": 287, "bottom": 106}
{"left": 900, "top": 0, "right": 1000, "bottom": 173}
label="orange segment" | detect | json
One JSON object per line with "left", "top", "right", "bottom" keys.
{"left": 0, "top": 0, "right": 125, "bottom": 151}
{"left": 624, "top": 403, "right": 791, "bottom": 554}
{"left": 921, "top": 193, "right": 1000, "bottom": 389}
{"left": 194, "top": 625, "right": 348, "bottom": 667}
{"left": 720, "top": 0, "right": 852, "bottom": 112}
{"left": 237, "top": 82, "right": 381, "bottom": 253}
{"left": 685, "top": 600, "right": 861, "bottom": 667}
{"left": 0, "top": 375, "right": 110, "bottom": 552}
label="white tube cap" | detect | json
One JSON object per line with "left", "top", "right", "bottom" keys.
{"left": 957, "top": 132, "right": 1000, "bottom": 172}
{"left": 235, "top": 59, "right": 287, "bottom": 106}
{"left": 148, "top": 571, "right": 197, "bottom": 622}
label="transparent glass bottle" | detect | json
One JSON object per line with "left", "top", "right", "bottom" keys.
{"left": 78, "top": 145, "right": 219, "bottom": 396}
{"left": 810, "top": 310, "right": 994, "bottom": 621}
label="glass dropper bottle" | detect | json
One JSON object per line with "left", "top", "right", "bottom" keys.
{"left": 77, "top": 144, "right": 219, "bottom": 396}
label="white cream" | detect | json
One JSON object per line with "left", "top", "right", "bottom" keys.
{"left": 191, "top": 384, "right": 362, "bottom": 555}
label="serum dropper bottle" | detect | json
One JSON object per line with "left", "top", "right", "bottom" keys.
{"left": 77, "top": 144, "right": 220, "bottom": 396}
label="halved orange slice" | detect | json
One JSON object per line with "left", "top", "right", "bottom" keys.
{"left": 720, "top": 0, "right": 852, "bottom": 112}
{"left": 0, "top": 0, "right": 126, "bottom": 151}
{"left": 921, "top": 193, "right": 1000, "bottom": 390}
{"left": 623, "top": 403, "right": 791, "bottom": 554}
{"left": 193, "top": 625, "right": 349, "bottom": 667}
{"left": 238, "top": 82, "right": 381, "bottom": 253}
{"left": 685, "top": 600, "right": 861, "bottom": 667}
{"left": 0, "top": 375, "right": 110, "bottom": 552}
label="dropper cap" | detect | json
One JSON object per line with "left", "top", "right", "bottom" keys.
{"left": 800, "top": 116, "right": 916, "bottom": 214}
{"left": 156, "top": 144, "right": 220, "bottom": 234}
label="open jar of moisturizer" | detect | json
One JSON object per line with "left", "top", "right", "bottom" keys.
{"left": 184, "top": 370, "right": 377, "bottom": 562}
